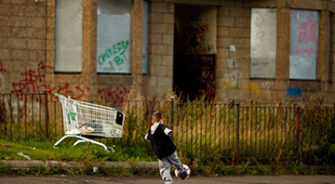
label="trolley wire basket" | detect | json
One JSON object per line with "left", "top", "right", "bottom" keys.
{"left": 53, "top": 93, "right": 124, "bottom": 152}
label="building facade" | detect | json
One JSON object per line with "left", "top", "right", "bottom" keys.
{"left": 1, "top": 0, "right": 335, "bottom": 104}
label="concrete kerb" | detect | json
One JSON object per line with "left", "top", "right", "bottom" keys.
{"left": 0, "top": 160, "right": 158, "bottom": 171}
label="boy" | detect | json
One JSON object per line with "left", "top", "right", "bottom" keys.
{"left": 145, "top": 111, "right": 187, "bottom": 184}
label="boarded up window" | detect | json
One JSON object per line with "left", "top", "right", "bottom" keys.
{"left": 97, "top": 0, "right": 131, "bottom": 73}
{"left": 290, "top": 10, "right": 319, "bottom": 80}
{"left": 55, "top": 0, "right": 82, "bottom": 72}
{"left": 174, "top": 6, "right": 217, "bottom": 55}
{"left": 142, "top": 1, "right": 148, "bottom": 74}
{"left": 250, "top": 8, "right": 277, "bottom": 78}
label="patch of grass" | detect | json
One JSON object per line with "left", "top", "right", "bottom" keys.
{"left": 0, "top": 139, "right": 156, "bottom": 162}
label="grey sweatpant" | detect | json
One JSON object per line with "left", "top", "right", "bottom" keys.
{"left": 158, "top": 151, "right": 184, "bottom": 184}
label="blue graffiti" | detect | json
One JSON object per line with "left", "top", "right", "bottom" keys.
{"left": 286, "top": 86, "right": 303, "bottom": 97}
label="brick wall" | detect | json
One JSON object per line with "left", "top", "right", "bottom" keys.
{"left": 216, "top": 4, "right": 252, "bottom": 102}
{"left": 214, "top": 0, "right": 335, "bottom": 103}
{"left": 1, "top": 0, "right": 335, "bottom": 104}
{"left": 145, "top": 1, "right": 174, "bottom": 99}
{"left": 0, "top": 0, "right": 48, "bottom": 95}
{"left": 0, "top": 0, "right": 143, "bottom": 104}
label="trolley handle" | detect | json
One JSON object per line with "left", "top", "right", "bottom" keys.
{"left": 55, "top": 93, "right": 65, "bottom": 100}
{"left": 55, "top": 93, "right": 75, "bottom": 104}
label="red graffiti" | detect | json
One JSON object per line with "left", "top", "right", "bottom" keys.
{"left": 12, "top": 69, "right": 44, "bottom": 94}
{"left": 185, "top": 24, "right": 209, "bottom": 37}
{"left": 295, "top": 47, "right": 315, "bottom": 56}
{"left": 0, "top": 60, "right": 7, "bottom": 72}
{"left": 11, "top": 61, "right": 52, "bottom": 95}
{"left": 184, "top": 24, "right": 209, "bottom": 51}
{"left": 298, "top": 14, "right": 317, "bottom": 44}
{"left": 11, "top": 61, "right": 89, "bottom": 101}
{"left": 51, "top": 83, "right": 89, "bottom": 100}
{"left": 97, "top": 87, "right": 130, "bottom": 106}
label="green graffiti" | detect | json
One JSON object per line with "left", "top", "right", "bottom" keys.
{"left": 98, "top": 40, "right": 129, "bottom": 69}
{"left": 108, "top": 60, "right": 115, "bottom": 70}
{"left": 114, "top": 56, "right": 121, "bottom": 65}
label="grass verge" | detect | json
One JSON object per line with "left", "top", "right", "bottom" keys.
{"left": 1, "top": 139, "right": 335, "bottom": 176}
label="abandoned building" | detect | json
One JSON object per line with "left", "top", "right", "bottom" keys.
{"left": 1, "top": 0, "right": 335, "bottom": 104}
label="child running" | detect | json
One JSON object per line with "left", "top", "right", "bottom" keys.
{"left": 145, "top": 111, "right": 188, "bottom": 184}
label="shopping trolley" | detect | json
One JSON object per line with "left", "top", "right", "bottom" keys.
{"left": 54, "top": 93, "right": 124, "bottom": 152}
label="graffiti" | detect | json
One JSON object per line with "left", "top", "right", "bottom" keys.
{"left": 293, "top": 13, "right": 318, "bottom": 58}
{"left": 224, "top": 71, "right": 243, "bottom": 80}
{"left": 245, "top": 82, "right": 261, "bottom": 96}
{"left": 286, "top": 86, "right": 303, "bottom": 97}
{"left": 11, "top": 61, "right": 52, "bottom": 95}
{"left": 261, "top": 81, "right": 273, "bottom": 97}
{"left": 97, "top": 40, "right": 129, "bottom": 70}
{"left": 44, "top": 83, "right": 90, "bottom": 101}
{"left": 294, "top": 47, "right": 315, "bottom": 56}
{"left": 298, "top": 14, "right": 317, "bottom": 44}
{"left": 222, "top": 78, "right": 238, "bottom": 91}
{"left": 184, "top": 23, "right": 210, "bottom": 53}
{"left": 11, "top": 61, "right": 89, "bottom": 101}
{"left": 222, "top": 77, "right": 273, "bottom": 97}
{"left": 97, "top": 87, "right": 130, "bottom": 106}
{"left": 295, "top": 14, "right": 317, "bottom": 57}
{"left": 0, "top": 60, "right": 7, "bottom": 92}
{"left": 224, "top": 54, "right": 242, "bottom": 90}
{"left": 223, "top": 49, "right": 242, "bottom": 92}
{"left": 185, "top": 24, "right": 209, "bottom": 38}
{"left": 222, "top": 70, "right": 242, "bottom": 91}
{"left": 0, "top": 60, "right": 7, "bottom": 72}
{"left": 227, "top": 57, "right": 239, "bottom": 69}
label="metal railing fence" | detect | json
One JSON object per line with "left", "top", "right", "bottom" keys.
{"left": 0, "top": 93, "right": 49, "bottom": 140}
{"left": 0, "top": 93, "right": 334, "bottom": 164}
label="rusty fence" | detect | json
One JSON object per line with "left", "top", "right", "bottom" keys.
{"left": 0, "top": 93, "right": 334, "bottom": 164}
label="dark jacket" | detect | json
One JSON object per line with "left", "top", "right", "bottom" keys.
{"left": 147, "top": 124, "right": 176, "bottom": 159}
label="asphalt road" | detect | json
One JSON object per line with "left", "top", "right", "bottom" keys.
{"left": 0, "top": 175, "right": 335, "bottom": 184}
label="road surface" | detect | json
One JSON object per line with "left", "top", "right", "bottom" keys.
{"left": 1, "top": 175, "right": 335, "bottom": 184}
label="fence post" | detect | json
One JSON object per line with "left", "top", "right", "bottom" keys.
{"left": 295, "top": 106, "right": 300, "bottom": 160}
{"left": 148, "top": 102, "right": 153, "bottom": 126}
{"left": 9, "top": 94, "right": 13, "bottom": 141}
{"left": 170, "top": 96, "right": 174, "bottom": 139}
{"left": 44, "top": 92, "right": 49, "bottom": 139}
{"left": 235, "top": 103, "right": 240, "bottom": 165}
{"left": 332, "top": 103, "right": 335, "bottom": 143}
{"left": 147, "top": 101, "right": 153, "bottom": 155}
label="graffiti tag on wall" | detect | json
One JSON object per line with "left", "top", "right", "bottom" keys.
{"left": 286, "top": 86, "right": 303, "bottom": 97}
{"left": 222, "top": 51, "right": 242, "bottom": 92}
{"left": 298, "top": 15, "right": 317, "bottom": 44}
{"left": 184, "top": 23, "right": 210, "bottom": 54}
{"left": 295, "top": 14, "right": 318, "bottom": 56}
{"left": 222, "top": 79, "right": 273, "bottom": 97}
{"left": 290, "top": 10, "right": 319, "bottom": 80}
{"left": 245, "top": 82, "right": 261, "bottom": 96}
{"left": 0, "top": 60, "right": 7, "bottom": 92}
{"left": 261, "top": 81, "right": 273, "bottom": 97}
{"left": 222, "top": 78, "right": 238, "bottom": 92}
{"left": 97, "top": 40, "right": 129, "bottom": 71}
{"left": 97, "top": 87, "right": 130, "bottom": 106}
{"left": 10, "top": 61, "right": 89, "bottom": 101}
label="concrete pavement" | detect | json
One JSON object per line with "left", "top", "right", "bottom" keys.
{"left": 0, "top": 175, "right": 335, "bottom": 184}
{"left": 1, "top": 160, "right": 335, "bottom": 184}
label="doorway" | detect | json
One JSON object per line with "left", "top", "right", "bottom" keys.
{"left": 173, "top": 5, "right": 217, "bottom": 101}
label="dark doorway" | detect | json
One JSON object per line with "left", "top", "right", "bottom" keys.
{"left": 173, "top": 5, "right": 216, "bottom": 101}
{"left": 173, "top": 55, "right": 215, "bottom": 101}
